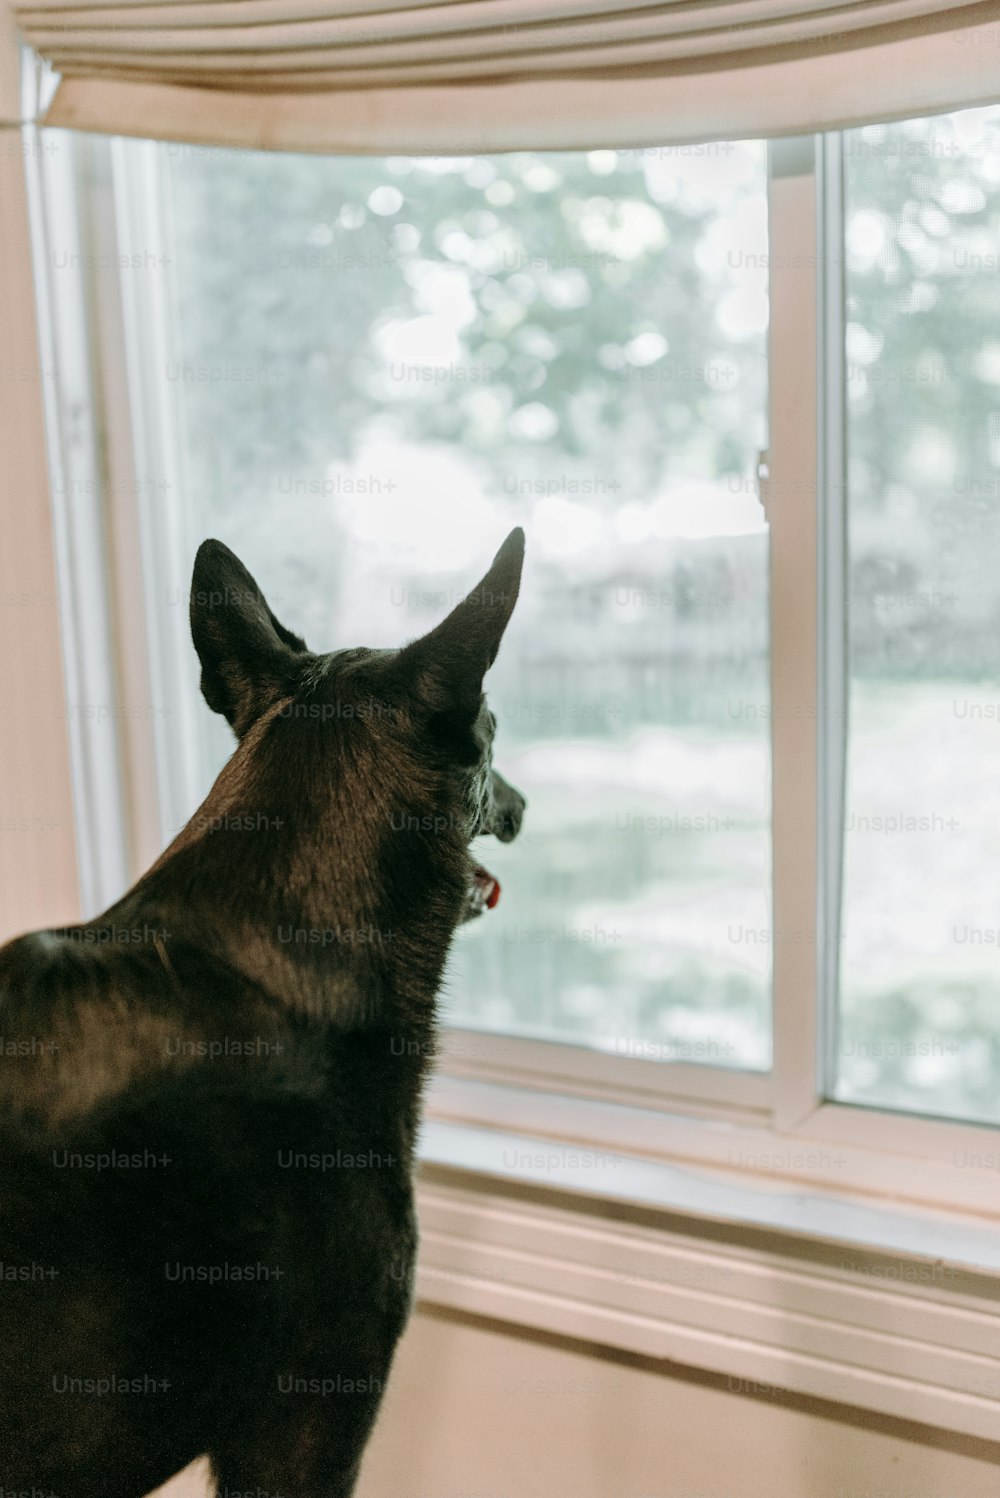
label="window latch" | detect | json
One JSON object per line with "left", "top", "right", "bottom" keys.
{"left": 755, "top": 448, "right": 771, "bottom": 524}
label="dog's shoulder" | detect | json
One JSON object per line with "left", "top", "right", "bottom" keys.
{"left": 0, "top": 923, "right": 290, "bottom": 1137}
{"left": 0, "top": 925, "right": 92, "bottom": 1031}
{"left": 0, "top": 926, "right": 72, "bottom": 984}
{"left": 0, "top": 927, "right": 167, "bottom": 1133}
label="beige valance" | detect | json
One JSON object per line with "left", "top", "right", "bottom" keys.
{"left": 17, "top": 0, "right": 1000, "bottom": 152}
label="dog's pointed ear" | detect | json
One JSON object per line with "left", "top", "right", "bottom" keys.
{"left": 189, "top": 539, "right": 309, "bottom": 737}
{"left": 399, "top": 528, "right": 524, "bottom": 723}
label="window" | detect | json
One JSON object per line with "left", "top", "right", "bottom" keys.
{"left": 32, "top": 105, "right": 1000, "bottom": 1217}
{"left": 838, "top": 106, "right": 1000, "bottom": 1126}
{"left": 163, "top": 142, "right": 772, "bottom": 1072}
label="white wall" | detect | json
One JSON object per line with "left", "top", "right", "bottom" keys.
{"left": 157, "top": 1305, "right": 1000, "bottom": 1498}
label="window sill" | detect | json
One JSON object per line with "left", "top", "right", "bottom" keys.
{"left": 427, "top": 1072, "right": 1000, "bottom": 1218}
{"left": 415, "top": 1117, "right": 1000, "bottom": 1441}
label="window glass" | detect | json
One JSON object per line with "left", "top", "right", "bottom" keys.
{"left": 165, "top": 143, "right": 771, "bottom": 1067}
{"left": 839, "top": 105, "right": 1000, "bottom": 1122}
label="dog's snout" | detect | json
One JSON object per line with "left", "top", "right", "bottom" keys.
{"left": 498, "top": 804, "right": 523, "bottom": 842}
{"left": 491, "top": 771, "right": 526, "bottom": 843}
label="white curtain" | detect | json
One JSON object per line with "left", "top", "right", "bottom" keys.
{"left": 15, "top": 0, "right": 1000, "bottom": 152}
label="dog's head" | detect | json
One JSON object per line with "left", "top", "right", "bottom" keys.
{"left": 188, "top": 530, "right": 525, "bottom": 931}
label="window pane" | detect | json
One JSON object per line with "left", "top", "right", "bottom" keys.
{"left": 164, "top": 143, "right": 771, "bottom": 1069}
{"left": 839, "top": 106, "right": 1000, "bottom": 1123}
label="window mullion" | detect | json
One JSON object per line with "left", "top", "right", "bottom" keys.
{"left": 816, "top": 131, "right": 849, "bottom": 1103}
{"left": 766, "top": 138, "right": 822, "bottom": 1132}
{"left": 24, "top": 122, "right": 131, "bottom": 917}
{"left": 108, "top": 137, "right": 203, "bottom": 853}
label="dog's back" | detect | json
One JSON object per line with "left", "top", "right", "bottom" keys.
{"left": 1, "top": 938, "right": 419, "bottom": 1497}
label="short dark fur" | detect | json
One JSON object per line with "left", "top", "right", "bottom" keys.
{"left": 0, "top": 530, "right": 526, "bottom": 1498}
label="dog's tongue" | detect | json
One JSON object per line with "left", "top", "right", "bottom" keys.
{"left": 472, "top": 863, "right": 501, "bottom": 911}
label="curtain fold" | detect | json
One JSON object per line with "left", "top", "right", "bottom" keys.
{"left": 17, "top": 0, "right": 1000, "bottom": 150}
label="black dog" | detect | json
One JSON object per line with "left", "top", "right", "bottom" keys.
{"left": 0, "top": 529, "right": 525, "bottom": 1498}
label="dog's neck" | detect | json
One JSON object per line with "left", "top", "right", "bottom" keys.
{"left": 118, "top": 709, "right": 470, "bottom": 1037}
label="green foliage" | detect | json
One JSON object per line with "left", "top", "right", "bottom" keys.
{"left": 168, "top": 145, "right": 765, "bottom": 508}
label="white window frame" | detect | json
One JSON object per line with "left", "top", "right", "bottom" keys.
{"left": 31, "top": 123, "right": 1000, "bottom": 1233}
